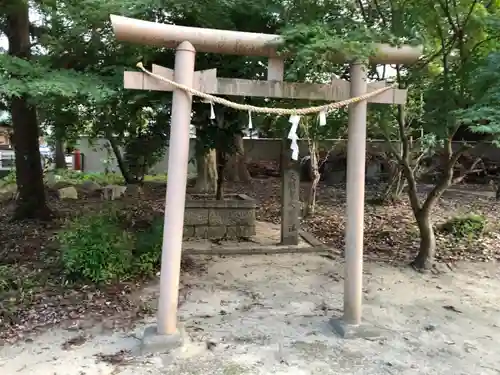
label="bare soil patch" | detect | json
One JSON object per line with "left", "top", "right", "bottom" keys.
{"left": 1, "top": 254, "right": 499, "bottom": 375}
{"left": 1, "top": 178, "right": 498, "bottom": 344}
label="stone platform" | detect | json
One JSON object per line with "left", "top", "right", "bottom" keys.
{"left": 182, "top": 221, "right": 329, "bottom": 255}
{"left": 183, "top": 193, "right": 256, "bottom": 240}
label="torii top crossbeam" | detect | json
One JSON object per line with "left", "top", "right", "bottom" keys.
{"left": 110, "top": 15, "right": 422, "bottom": 65}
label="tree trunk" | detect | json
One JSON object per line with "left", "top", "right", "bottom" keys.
{"left": 226, "top": 133, "right": 251, "bottom": 183}
{"left": 216, "top": 149, "right": 226, "bottom": 200}
{"left": 55, "top": 139, "right": 66, "bottom": 169}
{"left": 411, "top": 209, "right": 436, "bottom": 271}
{"left": 8, "top": 2, "right": 52, "bottom": 220}
{"left": 303, "top": 141, "right": 320, "bottom": 217}
{"left": 382, "top": 165, "right": 406, "bottom": 202}
{"left": 107, "top": 137, "right": 132, "bottom": 184}
{"left": 194, "top": 147, "right": 218, "bottom": 193}
{"left": 11, "top": 98, "right": 52, "bottom": 220}
{"left": 403, "top": 165, "right": 439, "bottom": 271}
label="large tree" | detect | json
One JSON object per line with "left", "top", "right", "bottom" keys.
{"left": 163, "top": 0, "right": 283, "bottom": 192}
{"left": 1, "top": 0, "right": 120, "bottom": 219}
{"left": 278, "top": 0, "right": 500, "bottom": 270}
{"left": 376, "top": 0, "right": 500, "bottom": 270}
{"left": 3, "top": 1, "right": 50, "bottom": 219}
{"left": 1, "top": 0, "right": 168, "bottom": 219}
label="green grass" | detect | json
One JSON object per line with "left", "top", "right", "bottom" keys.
{"left": 0, "top": 170, "right": 168, "bottom": 187}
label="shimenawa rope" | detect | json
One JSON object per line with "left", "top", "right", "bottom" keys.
{"left": 135, "top": 62, "right": 392, "bottom": 116}
{"left": 135, "top": 62, "right": 394, "bottom": 161}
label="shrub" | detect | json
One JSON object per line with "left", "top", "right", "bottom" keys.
{"left": 439, "top": 213, "right": 487, "bottom": 239}
{"left": 53, "top": 170, "right": 167, "bottom": 185}
{"left": 143, "top": 173, "right": 168, "bottom": 182}
{"left": 0, "top": 170, "right": 16, "bottom": 186}
{"left": 55, "top": 170, "right": 124, "bottom": 185}
{"left": 133, "top": 216, "right": 164, "bottom": 276}
{"left": 59, "top": 211, "right": 134, "bottom": 283}
{"left": 58, "top": 209, "right": 164, "bottom": 283}
{"left": 0, "top": 265, "right": 38, "bottom": 293}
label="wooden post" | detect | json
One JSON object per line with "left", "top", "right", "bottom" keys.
{"left": 343, "top": 63, "right": 368, "bottom": 325}
{"left": 157, "top": 41, "right": 195, "bottom": 335}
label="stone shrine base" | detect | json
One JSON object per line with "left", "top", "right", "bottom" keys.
{"left": 183, "top": 194, "right": 256, "bottom": 240}
{"left": 182, "top": 221, "right": 328, "bottom": 255}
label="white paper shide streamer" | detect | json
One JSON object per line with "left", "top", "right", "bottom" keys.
{"left": 248, "top": 110, "right": 253, "bottom": 129}
{"left": 319, "top": 110, "right": 326, "bottom": 126}
{"left": 210, "top": 102, "right": 216, "bottom": 119}
{"left": 288, "top": 115, "right": 301, "bottom": 161}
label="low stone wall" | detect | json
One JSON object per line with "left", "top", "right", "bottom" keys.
{"left": 183, "top": 194, "right": 256, "bottom": 239}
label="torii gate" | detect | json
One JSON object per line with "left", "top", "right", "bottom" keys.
{"left": 110, "top": 14, "right": 422, "bottom": 346}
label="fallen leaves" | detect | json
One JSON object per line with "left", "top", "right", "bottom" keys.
{"left": 61, "top": 334, "right": 88, "bottom": 350}
{"left": 228, "top": 178, "right": 500, "bottom": 265}
{"left": 0, "top": 185, "right": 206, "bottom": 344}
{"left": 0, "top": 178, "right": 499, "bottom": 344}
{"left": 95, "top": 349, "right": 132, "bottom": 365}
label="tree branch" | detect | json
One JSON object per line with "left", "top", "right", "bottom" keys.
{"left": 452, "top": 157, "right": 483, "bottom": 184}
{"left": 355, "top": 0, "right": 370, "bottom": 25}
{"left": 462, "top": 0, "right": 480, "bottom": 28}
{"left": 436, "top": 0, "right": 459, "bottom": 34}
{"left": 372, "top": 0, "right": 388, "bottom": 28}
{"left": 411, "top": 33, "right": 458, "bottom": 72}
{"left": 420, "top": 142, "right": 471, "bottom": 213}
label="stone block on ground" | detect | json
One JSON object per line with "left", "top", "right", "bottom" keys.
{"left": 79, "top": 180, "right": 102, "bottom": 192}
{"left": 45, "top": 171, "right": 61, "bottom": 187}
{"left": 124, "top": 184, "right": 143, "bottom": 198}
{"left": 140, "top": 325, "right": 183, "bottom": 355}
{"left": 329, "top": 317, "right": 385, "bottom": 339}
{"left": 206, "top": 226, "right": 227, "bottom": 238}
{"left": 58, "top": 186, "right": 78, "bottom": 200}
{"left": 102, "top": 185, "right": 127, "bottom": 200}
{"left": 184, "top": 208, "right": 209, "bottom": 225}
{"left": 183, "top": 226, "right": 195, "bottom": 239}
{"left": 184, "top": 194, "right": 257, "bottom": 239}
{"left": 51, "top": 181, "right": 73, "bottom": 190}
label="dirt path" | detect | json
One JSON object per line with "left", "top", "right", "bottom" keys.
{"left": 1, "top": 254, "right": 499, "bottom": 375}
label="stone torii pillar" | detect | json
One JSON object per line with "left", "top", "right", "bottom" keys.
{"left": 110, "top": 14, "right": 422, "bottom": 346}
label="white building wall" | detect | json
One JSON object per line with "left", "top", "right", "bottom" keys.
{"left": 75, "top": 137, "right": 197, "bottom": 176}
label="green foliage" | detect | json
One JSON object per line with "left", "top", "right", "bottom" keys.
{"left": 133, "top": 216, "right": 164, "bottom": 276}
{"left": 0, "top": 54, "right": 115, "bottom": 102}
{"left": 59, "top": 211, "right": 134, "bottom": 283}
{"left": 143, "top": 173, "right": 169, "bottom": 182}
{"left": 0, "top": 170, "right": 16, "bottom": 187}
{"left": 121, "top": 108, "right": 169, "bottom": 182}
{"left": 439, "top": 214, "right": 487, "bottom": 239}
{"left": 195, "top": 112, "right": 241, "bottom": 155}
{"left": 455, "top": 52, "right": 500, "bottom": 143}
{"left": 0, "top": 265, "right": 38, "bottom": 294}
{"left": 1, "top": 169, "right": 168, "bottom": 188}
{"left": 280, "top": 22, "right": 378, "bottom": 69}
{"left": 58, "top": 209, "right": 164, "bottom": 283}
{"left": 53, "top": 169, "right": 125, "bottom": 185}
{"left": 279, "top": 1, "right": 422, "bottom": 77}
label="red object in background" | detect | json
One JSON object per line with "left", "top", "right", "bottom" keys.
{"left": 73, "top": 149, "right": 81, "bottom": 170}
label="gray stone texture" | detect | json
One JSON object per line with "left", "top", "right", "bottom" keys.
{"left": 183, "top": 194, "right": 256, "bottom": 239}
{"left": 329, "top": 317, "right": 384, "bottom": 339}
{"left": 140, "top": 325, "right": 183, "bottom": 355}
{"left": 281, "top": 162, "right": 300, "bottom": 246}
